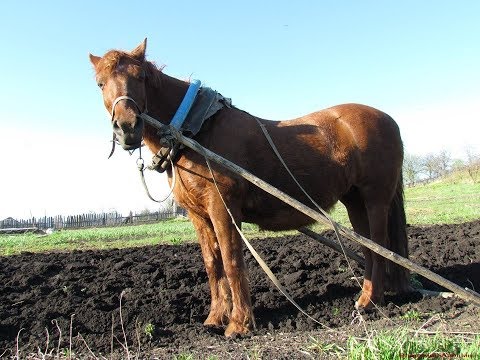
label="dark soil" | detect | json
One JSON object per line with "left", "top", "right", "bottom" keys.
{"left": 0, "top": 221, "right": 479, "bottom": 359}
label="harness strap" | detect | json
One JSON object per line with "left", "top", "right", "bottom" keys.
{"left": 254, "top": 117, "right": 364, "bottom": 293}
{"left": 149, "top": 143, "right": 182, "bottom": 173}
{"left": 203, "top": 154, "right": 330, "bottom": 330}
{"left": 108, "top": 133, "right": 117, "bottom": 159}
{"left": 108, "top": 95, "right": 145, "bottom": 159}
{"left": 110, "top": 95, "right": 143, "bottom": 120}
{"left": 137, "top": 147, "right": 176, "bottom": 203}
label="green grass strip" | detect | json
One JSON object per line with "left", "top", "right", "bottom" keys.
{"left": 1, "top": 171, "right": 479, "bottom": 256}
{"left": 346, "top": 329, "right": 480, "bottom": 360}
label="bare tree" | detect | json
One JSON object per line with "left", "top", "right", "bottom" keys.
{"left": 465, "top": 146, "right": 480, "bottom": 183}
{"left": 451, "top": 158, "right": 465, "bottom": 171}
{"left": 422, "top": 153, "right": 439, "bottom": 180}
{"left": 420, "top": 151, "right": 451, "bottom": 180}
{"left": 403, "top": 153, "right": 423, "bottom": 186}
{"left": 436, "top": 150, "right": 451, "bottom": 176}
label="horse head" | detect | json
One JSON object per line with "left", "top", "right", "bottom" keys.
{"left": 89, "top": 39, "right": 149, "bottom": 150}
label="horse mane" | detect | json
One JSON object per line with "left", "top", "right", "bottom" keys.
{"left": 143, "top": 60, "right": 165, "bottom": 88}
{"left": 97, "top": 50, "right": 166, "bottom": 89}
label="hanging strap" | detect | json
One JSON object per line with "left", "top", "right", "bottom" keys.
{"left": 137, "top": 147, "right": 176, "bottom": 203}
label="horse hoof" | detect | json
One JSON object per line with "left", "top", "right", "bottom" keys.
{"left": 355, "top": 291, "right": 375, "bottom": 310}
{"left": 204, "top": 324, "right": 224, "bottom": 335}
{"left": 355, "top": 294, "right": 384, "bottom": 310}
{"left": 355, "top": 300, "right": 373, "bottom": 311}
{"left": 204, "top": 312, "right": 229, "bottom": 328}
{"left": 224, "top": 322, "right": 251, "bottom": 338}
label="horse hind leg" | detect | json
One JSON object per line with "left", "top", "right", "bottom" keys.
{"left": 346, "top": 183, "right": 410, "bottom": 309}
{"left": 343, "top": 185, "right": 392, "bottom": 309}
{"left": 385, "top": 178, "right": 411, "bottom": 293}
{"left": 189, "top": 212, "right": 232, "bottom": 328}
{"left": 341, "top": 189, "right": 374, "bottom": 308}
{"left": 356, "top": 197, "right": 392, "bottom": 309}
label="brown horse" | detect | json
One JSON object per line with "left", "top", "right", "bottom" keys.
{"left": 89, "top": 39, "right": 410, "bottom": 336}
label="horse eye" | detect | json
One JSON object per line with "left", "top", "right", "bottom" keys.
{"left": 97, "top": 82, "right": 104, "bottom": 90}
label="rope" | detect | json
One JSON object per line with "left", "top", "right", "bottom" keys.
{"left": 139, "top": 113, "right": 480, "bottom": 307}
{"left": 202, "top": 153, "right": 331, "bottom": 330}
{"left": 137, "top": 146, "right": 176, "bottom": 203}
{"left": 254, "top": 118, "right": 363, "bottom": 288}
{"left": 255, "top": 118, "right": 394, "bottom": 315}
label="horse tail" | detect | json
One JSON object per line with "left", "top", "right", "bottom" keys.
{"left": 386, "top": 173, "right": 411, "bottom": 293}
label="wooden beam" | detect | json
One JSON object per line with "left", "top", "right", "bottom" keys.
{"left": 298, "top": 227, "right": 365, "bottom": 268}
{"left": 140, "top": 114, "right": 480, "bottom": 307}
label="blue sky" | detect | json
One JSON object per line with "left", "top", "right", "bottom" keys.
{"left": 1, "top": 1, "right": 479, "bottom": 219}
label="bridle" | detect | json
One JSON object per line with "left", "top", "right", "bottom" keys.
{"left": 106, "top": 79, "right": 201, "bottom": 201}
{"left": 108, "top": 93, "right": 177, "bottom": 203}
{"left": 110, "top": 95, "right": 147, "bottom": 122}
{"left": 108, "top": 95, "right": 147, "bottom": 159}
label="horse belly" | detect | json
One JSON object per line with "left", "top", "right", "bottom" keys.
{"left": 241, "top": 191, "right": 332, "bottom": 231}
{"left": 239, "top": 159, "right": 349, "bottom": 231}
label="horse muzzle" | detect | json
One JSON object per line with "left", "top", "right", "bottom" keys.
{"left": 113, "top": 115, "right": 144, "bottom": 150}
{"left": 110, "top": 96, "right": 146, "bottom": 151}
{"left": 118, "top": 139, "right": 142, "bottom": 151}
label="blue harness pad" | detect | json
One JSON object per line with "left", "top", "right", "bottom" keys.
{"left": 180, "top": 86, "right": 232, "bottom": 137}
{"left": 170, "top": 80, "right": 202, "bottom": 129}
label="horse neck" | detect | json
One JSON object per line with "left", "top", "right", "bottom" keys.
{"left": 146, "top": 73, "right": 189, "bottom": 121}
{"left": 143, "top": 73, "right": 189, "bottom": 153}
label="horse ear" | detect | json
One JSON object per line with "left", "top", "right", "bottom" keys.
{"left": 89, "top": 54, "right": 101, "bottom": 68}
{"left": 131, "top": 38, "right": 147, "bottom": 62}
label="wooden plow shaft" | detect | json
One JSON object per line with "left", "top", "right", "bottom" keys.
{"left": 141, "top": 114, "right": 480, "bottom": 307}
{"left": 299, "top": 228, "right": 456, "bottom": 299}
{"left": 299, "top": 227, "right": 365, "bottom": 268}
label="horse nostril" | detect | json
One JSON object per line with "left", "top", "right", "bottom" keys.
{"left": 135, "top": 116, "right": 143, "bottom": 129}
{"left": 112, "top": 119, "right": 132, "bottom": 133}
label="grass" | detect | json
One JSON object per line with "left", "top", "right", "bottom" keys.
{"left": 165, "top": 330, "right": 480, "bottom": 360}
{"left": 1, "top": 170, "right": 479, "bottom": 256}
{"left": 306, "top": 336, "right": 346, "bottom": 356}
{"left": 329, "top": 170, "right": 480, "bottom": 228}
{"left": 304, "top": 329, "right": 480, "bottom": 359}
{"left": 345, "top": 329, "right": 480, "bottom": 360}
{"left": 400, "top": 310, "right": 423, "bottom": 322}
{"left": 0, "top": 218, "right": 291, "bottom": 256}
{"left": 405, "top": 175, "right": 480, "bottom": 225}
{"left": 0, "top": 218, "right": 195, "bottom": 256}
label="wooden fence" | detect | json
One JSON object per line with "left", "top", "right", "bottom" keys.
{"left": 0, "top": 208, "right": 187, "bottom": 231}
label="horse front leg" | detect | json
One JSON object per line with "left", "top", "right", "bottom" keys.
{"left": 189, "top": 211, "right": 232, "bottom": 328}
{"left": 208, "top": 203, "right": 255, "bottom": 337}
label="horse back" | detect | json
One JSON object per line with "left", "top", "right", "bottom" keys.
{"left": 174, "top": 103, "right": 403, "bottom": 230}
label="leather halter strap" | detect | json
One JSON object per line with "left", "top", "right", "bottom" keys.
{"left": 110, "top": 95, "right": 145, "bottom": 121}
{"left": 107, "top": 95, "right": 147, "bottom": 159}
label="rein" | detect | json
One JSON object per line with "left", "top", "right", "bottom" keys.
{"left": 254, "top": 117, "right": 365, "bottom": 299}
{"left": 106, "top": 86, "right": 361, "bottom": 319}
{"left": 136, "top": 146, "right": 176, "bottom": 203}
{"left": 108, "top": 95, "right": 146, "bottom": 159}
{"left": 108, "top": 80, "right": 202, "bottom": 202}
{"left": 139, "top": 112, "right": 331, "bottom": 329}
